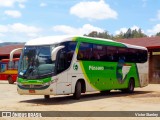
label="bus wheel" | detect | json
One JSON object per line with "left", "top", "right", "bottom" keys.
{"left": 8, "top": 76, "right": 14, "bottom": 84}
{"left": 127, "top": 79, "right": 135, "bottom": 93}
{"left": 122, "top": 79, "right": 135, "bottom": 93}
{"left": 73, "top": 81, "right": 81, "bottom": 100}
{"left": 44, "top": 95, "right": 50, "bottom": 99}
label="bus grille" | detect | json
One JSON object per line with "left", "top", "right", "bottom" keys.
{"left": 21, "top": 85, "right": 44, "bottom": 89}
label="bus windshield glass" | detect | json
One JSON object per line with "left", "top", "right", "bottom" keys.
{"left": 19, "top": 45, "right": 57, "bottom": 79}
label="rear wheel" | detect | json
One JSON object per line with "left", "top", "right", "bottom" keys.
{"left": 8, "top": 76, "right": 14, "bottom": 84}
{"left": 122, "top": 79, "right": 135, "bottom": 93}
{"left": 127, "top": 79, "right": 135, "bottom": 93}
{"left": 73, "top": 81, "right": 81, "bottom": 100}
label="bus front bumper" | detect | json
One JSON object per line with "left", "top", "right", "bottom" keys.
{"left": 17, "top": 85, "right": 56, "bottom": 95}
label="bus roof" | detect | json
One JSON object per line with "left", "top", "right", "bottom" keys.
{"left": 25, "top": 35, "right": 147, "bottom": 50}
{"left": 25, "top": 35, "right": 116, "bottom": 45}
{"left": 25, "top": 35, "right": 77, "bottom": 46}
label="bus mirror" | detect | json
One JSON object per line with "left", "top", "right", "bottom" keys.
{"left": 51, "top": 46, "right": 65, "bottom": 61}
{"left": 10, "top": 48, "right": 23, "bottom": 62}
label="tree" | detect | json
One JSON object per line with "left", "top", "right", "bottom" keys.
{"left": 85, "top": 31, "right": 113, "bottom": 39}
{"left": 120, "top": 28, "right": 147, "bottom": 39}
{"left": 114, "top": 32, "right": 125, "bottom": 40}
{"left": 85, "top": 28, "right": 148, "bottom": 40}
{"left": 156, "top": 32, "right": 160, "bottom": 36}
{"left": 87, "top": 31, "right": 98, "bottom": 37}
{"left": 124, "top": 28, "right": 132, "bottom": 38}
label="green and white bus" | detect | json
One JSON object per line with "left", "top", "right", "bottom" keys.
{"left": 10, "top": 35, "right": 148, "bottom": 99}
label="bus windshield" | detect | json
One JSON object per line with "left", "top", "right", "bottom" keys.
{"left": 19, "top": 45, "right": 56, "bottom": 79}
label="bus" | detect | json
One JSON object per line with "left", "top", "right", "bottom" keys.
{"left": 10, "top": 36, "right": 148, "bottom": 99}
{"left": 0, "top": 58, "right": 19, "bottom": 84}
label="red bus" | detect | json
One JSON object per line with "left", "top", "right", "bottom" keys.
{"left": 0, "top": 58, "right": 19, "bottom": 84}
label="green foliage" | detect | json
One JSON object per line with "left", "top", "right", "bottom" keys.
{"left": 85, "top": 28, "right": 148, "bottom": 40}
{"left": 156, "top": 32, "right": 160, "bottom": 36}
{"left": 122, "top": 28, "right": 147, "bottom": 39}
{"left": 84, "top": 31, "right": 114, "bottom": 39}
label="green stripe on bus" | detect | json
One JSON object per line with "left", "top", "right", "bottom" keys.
{"left": 18, "top": 77, "right": 52, "bottom": 85}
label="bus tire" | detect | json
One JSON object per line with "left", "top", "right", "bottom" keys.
{"left": 73, "top": 81, "right": 81, "bottom": 100}
{"left": 8, "top": 76, "right": 14, "bottom": 84}
{"left": 44, "top": 95, "right": 50, "bottom": 99}
{"left": 122, "top": 78, "right": 135, "bottom": 93}
{"left": 127, "top": 79, "right": 135, "bottom": 93}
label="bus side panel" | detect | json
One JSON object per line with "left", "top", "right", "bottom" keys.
{"left": 79, "top": 61, "right": 122, "bottom": 91}
{"left": 0, "top": 74, "right": 8, "bottom": 80}
{"left": 68, "top": 61, "right": 96, "bottom": 94}
{"left": 137, "top": 62, "right": 149, "bottom": 87}
{"left": 70, "top": 73, "right": 96, "bottom": 93}
{"left": 125, "top": 63, "right": 140, "bottom": 88}
{"left": 55, "top": 72, "right": 70, "bottom": 95}
{"left": 81, "top": 61, "right": 114, "bottom": 91}
{"left": 79, "top": 61, "right": 142, "bottom": 91}
{"left": 11, "top": 74, "right": 18, "bottom": 82}
{"left": 0, "top": 69, "right": 18, "bottom": 82}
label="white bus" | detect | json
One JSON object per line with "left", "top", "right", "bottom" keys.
{"left": 10, "top": 35, "right": 148, "bottom": 99}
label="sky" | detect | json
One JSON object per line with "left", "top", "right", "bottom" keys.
{"left": 0, "top": 0, "right": 160, "bottom": 43}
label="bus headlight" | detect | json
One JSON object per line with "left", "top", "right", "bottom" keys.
{"left": 17, "top": 82, "right": 22, "bottom": 86}
{"left": 43, "top": 82, "right": 50, "bottom": 86}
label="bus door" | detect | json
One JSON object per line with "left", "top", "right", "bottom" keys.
{"left": 56, "top": 42, "right": 77, "bottom": 94}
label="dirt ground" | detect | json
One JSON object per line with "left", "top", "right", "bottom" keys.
{"left": 0, "top": 81, "right": 160, "bottom": 120}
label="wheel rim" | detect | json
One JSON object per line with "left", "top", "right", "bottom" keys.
{"left": 130, "top": 82, "right": 133, "bottom": 91}
{"left": 8, "top": 76, "right": 13, "bottom": 84}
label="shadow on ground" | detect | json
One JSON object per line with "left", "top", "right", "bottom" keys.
{"left": 19, "top": 90, "right": 154, "bottom": 105}
{"left": 0, "top": 81, "right": 16, "bottom": 85}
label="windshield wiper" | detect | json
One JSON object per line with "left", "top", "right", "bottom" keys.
{"left": 22, "top": 65, "right": 34, "bottom": 78}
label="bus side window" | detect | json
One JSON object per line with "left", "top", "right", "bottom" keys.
{"left": 127, "top": 48, "right": 136, "bottom": 62}
{"left": 107, "top": 46, "right": 118, "bottom": 62}
{"left": 1, "top": 64, "right": 7, "bottom": 72}
{"left": 66, "top": 42, "right": 77, "bottom": 67}
{"left": 57, "top": 48, "right": 66, "bottom": 73}
{"left": 77, "top": 43, "right": 92, "bottom": 61}
{"left": 137, "top": 50, "right": 148, "bottom": 63}
{"left": 127, "top": 48, "right": 144, "bottom": 63}
{"left": 56, "top": 41, "right": 77, "bottom": 74}
{"left": 92, "top": 44, "right": 107, "bottom": 61}
{"left": 143, "top": 50, "right": 148, "bottom": 62}
{"left": 118, "top": 47, "right": 127, "bottom": 61}
{"left": 8, "top": 61, "right": 14, "bottom": 69}
{"left": 14, "top": 61, "right": 19, "bottom": 69}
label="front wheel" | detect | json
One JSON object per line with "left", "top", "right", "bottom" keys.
{"left": 8, "top": 76, "right": 14, "bottom": 84}
{"left": 73, "top": 81, "right": 81, "bottom": 100}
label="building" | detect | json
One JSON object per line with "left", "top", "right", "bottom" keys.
{"left": 118, "top": 36, "right": 160, "bottom": 84}
{"left": 0, "top": 44, "right": 24, "bottom": 60}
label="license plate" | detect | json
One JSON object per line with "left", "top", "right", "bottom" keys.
{"left": 29, "top": 90, "right": 35, "bottom": 93}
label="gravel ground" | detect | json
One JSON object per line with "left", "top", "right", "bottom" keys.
{"left": 0, "top": 81, "right": 160, "bottom": 120}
